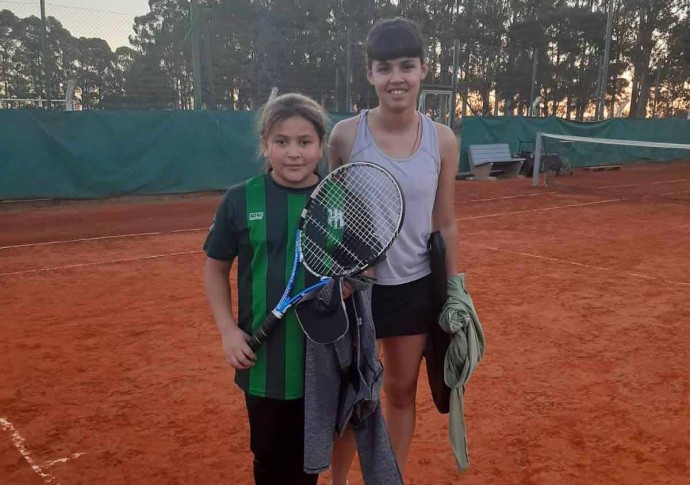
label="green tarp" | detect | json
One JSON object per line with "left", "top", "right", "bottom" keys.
{"left": 1, "top": 110, "right": 257, "bottom": 200}
{"left": 459, "top": 116, "right": 689, "bottom": 172}
{"left": 0, "top": 110, "right": 349, "bottom": 200}
{"left": 0, "top": 110, "right": 687, "bottom": 200}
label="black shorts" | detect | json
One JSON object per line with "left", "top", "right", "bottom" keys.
{"left": 372, "top": 274, "right": 435, "bottom": 339}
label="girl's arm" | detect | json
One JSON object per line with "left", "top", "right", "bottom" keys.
{"left": 327, "top": 117, "right": 359, "bottom": 172}
{"left": 204, "top": 257, "right": 255, "bottom": 369}
{"left": 432, "top": 123, "right": 460, "bottom": 275}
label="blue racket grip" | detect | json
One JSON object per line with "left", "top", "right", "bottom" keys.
{"left": 248, "top": 311, "right": 281, "bottom": 352}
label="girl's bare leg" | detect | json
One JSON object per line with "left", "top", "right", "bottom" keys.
{"left": 379, "top": 333, "right": 427, "bottom": 474}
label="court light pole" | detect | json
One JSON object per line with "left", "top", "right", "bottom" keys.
{"left": 449, "top": 39, "right": 460, "bottom": 130}
{"left": 346, "top": 26, "right": 352, "bottom": 112}
{"left": 40, "top": 0, "right": 52, "bottom": 110}
{"left": 191, "top": 0, "right": 203, "bottom": 110}
{"left": 597, "top": 0, "right": 615, "bottom": 120}
{"left": 529, "top": 48, "right": 538, "bottom": 116}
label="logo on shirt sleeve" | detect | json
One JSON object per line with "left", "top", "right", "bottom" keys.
{"left": 248, "top": 212, "right": 264, "bottom": 221}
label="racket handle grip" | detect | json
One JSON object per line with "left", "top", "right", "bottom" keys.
{"left": 248, "top": 312, "right": 280, "bottom": 352}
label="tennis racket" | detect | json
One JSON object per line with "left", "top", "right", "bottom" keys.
{"left": 247, "top": 161, "right": 405, "bottom": 351}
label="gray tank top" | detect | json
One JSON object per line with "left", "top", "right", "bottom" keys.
{"left": 348, "top": 110, "right": 440, "bottom": 285}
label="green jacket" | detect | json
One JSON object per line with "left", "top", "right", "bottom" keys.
{"left": 439, "top": 273, "right": 486, "bottom": 471}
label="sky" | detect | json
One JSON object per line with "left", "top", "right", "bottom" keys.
{"left": 0, "top": 0, "right": 151, "bottom": 49}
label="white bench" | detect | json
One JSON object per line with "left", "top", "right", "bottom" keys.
{"left": 467, "top": 144, "right": 525, "bottom": 180}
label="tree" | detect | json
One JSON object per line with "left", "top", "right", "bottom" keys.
{"left": 656, "top": 16, "right": 690, "bottom": 117}
{"left": 1, "top": 0, "right": 687, "bottom": 117}
{"left": 75, "top": 37, "right": 117, "bottom": 109}
{"left": 622, "top": 0, "right": 678, "bottom": 117}
{"left": 11, "top": 15, "right": 44, "bottom": 100}
{"left": 0, "top": 10, "right": 21, "bottom": 98}
{"left": 118, "top": 53, "right": 176, "bottom": 109}
{"left": 131, "top": 0, "right": 194, "bottom": 109}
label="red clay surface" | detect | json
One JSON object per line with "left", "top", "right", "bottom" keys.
{"left": 1, "top": 162, "right": 689, "bottom": 484}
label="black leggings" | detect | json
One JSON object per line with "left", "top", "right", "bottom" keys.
{"left": 244, "top": 395, "right": 318, "bottom": 485}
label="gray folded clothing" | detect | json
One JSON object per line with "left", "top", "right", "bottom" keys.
{"left": 301, "top": 281, "right": 402, "bottom": 484}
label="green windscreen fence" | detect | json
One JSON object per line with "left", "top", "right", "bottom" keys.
{"left": 1, "top": 111, "right": 687, "bottom": 200}
{"left": 459, "top": 116, "right": 690, "bottom": 173}
{"left": 0, "top": 110, "right": 350, "bottom": 200}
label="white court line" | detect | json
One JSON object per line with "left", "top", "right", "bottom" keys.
{"left": 457, "top": 178, "right": 690, "bottom": 205}
{"left": 4, "top": 179, "right": 685, "bottom": 251}
{"left": 464, "top": 243, "right": 690, "bottom": 287}
{"left": 44, "top": 453, "right": 86, "bottom": 469}
{"left": 0, "top": 198, "right": 52, "bottom": 204}
{"left": 0, "top": 250, "right": 202, "bottom": 277}
{"left": 594, "top": 178, "right": 689, "bottom": 189}
{"left": 457, "top": 198, "right": 624, "bottom": 221}
{"left": 463, "top": 192, "right": 558, "bottom": 203}
{"left": 0, "top": 416, "right": 70, "bottom": 484}
{"left": 659, "top": 190, "right": 690, "bottom": 196}
{"left": 0, "top": 228, "right": 206, "bottom": 251}
{"left": 457, "top": 187, "right": 690, "bottom": 221}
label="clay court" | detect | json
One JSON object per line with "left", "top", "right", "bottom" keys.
{"left": 1, "top": 161, "right": 689, "bottom": 484}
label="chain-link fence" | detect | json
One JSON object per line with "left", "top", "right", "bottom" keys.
{"left": 0, "top": 1, "right": 138, "bottom": 110}
{"left": 1, "top": 1, "right": 688, "bottom": 119}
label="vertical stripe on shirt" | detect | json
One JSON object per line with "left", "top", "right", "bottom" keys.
{"left": 284, "top": 193, "right": 306, "bottom": 397}
{"left": 246, "top": 175, "right": 268, "bottom": 396}
{"left": 264, "top": 181, "right": 288, "bottom": 397}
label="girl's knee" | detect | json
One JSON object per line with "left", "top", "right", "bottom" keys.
{"left": 384, "top": 380, "right": 417, "bottom": 408}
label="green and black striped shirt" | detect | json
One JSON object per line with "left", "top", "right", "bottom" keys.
{"left": 204, "top": 173, "right": 318, "bottom": 400}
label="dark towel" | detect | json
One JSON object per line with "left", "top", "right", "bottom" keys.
{"left": 424, "top": 231, "right": 452, "bottom": 414}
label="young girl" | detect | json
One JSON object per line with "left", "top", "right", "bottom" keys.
{"left": 203, "top": 93, "right": 328, "bottom": 485}
{"left": 328, "top": 18, "right": 459, "bottom": 482}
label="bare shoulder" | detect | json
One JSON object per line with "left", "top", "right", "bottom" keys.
{"left": 434, "top": 121, "right": 458, "bottom": 159}
{"left": 328, "top": 115, "right": 360, "bottom": 169}
{"left": 432, "top": 121, "right": 458, "bottom": 152}
{"left": 330, "top": 116, "right": 359, "bottom": 147}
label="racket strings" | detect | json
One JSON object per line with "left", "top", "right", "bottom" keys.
{"left": 323, "top": 167, "right": 402, "bottom": 241}
{"left": 300, "top": 227, "right": 364, "bottom": 274}
{"left": 301, "top": 165, "right": 403, "bottom": 277}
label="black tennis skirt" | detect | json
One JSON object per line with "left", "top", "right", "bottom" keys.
{"left": 372, "top": 274, "right": 435, "bottom": 339}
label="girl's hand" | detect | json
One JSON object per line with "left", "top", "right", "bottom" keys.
{"left": 221, "top": 326, "right": 256, "bottom": 369}
{"left": 342, "top": 268, "right": 376, "bottom": 299}
{"left": 342, "top": 279, "right": 354, "bottom": 300}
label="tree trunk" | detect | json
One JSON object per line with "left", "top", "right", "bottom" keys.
{"left": 482, "top": 83, "right": 490, "bottom": 115}
{"left": 504, "top": 50, "right": 513, "bottom": 116}
{"left": 576, "top": 97, "right": 585, "bottom": 121}
{"left": 629, "top": 5, "right": 660, "bottom": 118}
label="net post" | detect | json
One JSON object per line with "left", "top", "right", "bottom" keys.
{"left": 531, "top": 133, "right": 543, "bottom": 187}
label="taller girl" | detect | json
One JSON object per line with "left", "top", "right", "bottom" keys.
{"left": 328, "top": 17, "right": 459, "bottom": 483}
